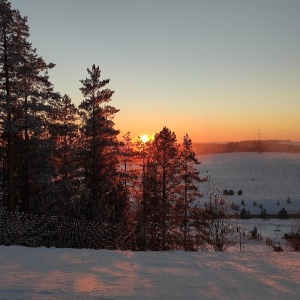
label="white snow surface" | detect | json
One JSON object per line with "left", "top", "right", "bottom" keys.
{"left": 197, "top": 152, "right": 300, "bottom": 215}
{"left": 1, "top": 244, "right": 299, "bottom": 300}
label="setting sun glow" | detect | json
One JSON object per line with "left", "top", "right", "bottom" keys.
{"left": 140, "top": 134, "right": 149, "bottom": 143}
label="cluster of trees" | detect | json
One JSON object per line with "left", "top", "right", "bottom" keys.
{"left": 0, "top": 0, "right": 124, "bottom": 222}
{"left": 0, "top": 0, "right": 239, "bottom": 251}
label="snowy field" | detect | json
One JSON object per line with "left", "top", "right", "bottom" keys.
{"left": 1, "top": 245, "right": 300, "bottom": 300}
{"left": 197, "top": 152, "right": 300, "bottom": 215}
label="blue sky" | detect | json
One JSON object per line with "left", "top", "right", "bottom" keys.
{"left": 10, "top": 0, "right": 300, "bottom": 142}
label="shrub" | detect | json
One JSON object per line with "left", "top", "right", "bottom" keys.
{"left": 240, "top": 208, "right": 250, "bottom": 219}
{"left": 250, "top": 226, "right": 258, "bottom": 238}
{"left": 278, "top": 207, "right": 288, "bottom": 219}
{"left": 230, "top": 202, "right": 240, "bottom": 211}
{"left": 260, "top": 209, "right": 268, "bottom": 219}
{"left": 238, "top": 190, "right": 243, "bottom": 196}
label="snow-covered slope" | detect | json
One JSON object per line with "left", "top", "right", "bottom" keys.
{"left": 1, "top": 245, "right": 299, "bottom": 299}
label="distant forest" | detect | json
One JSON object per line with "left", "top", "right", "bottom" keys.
{"left": 193, "top": 140, "right": 300, "bottom": 155}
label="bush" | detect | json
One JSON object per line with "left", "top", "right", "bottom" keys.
{"left": 260, "top": 209, "right": 268, "bottom": 219}
{"left": 228, "top": 189, "right": 235, "bottom": 196}
{"left": 230, "top": 202, "right": 240, "bottom": 211}
{"left": 250, "top": 226, "right": 258, "bottom": 238}
{"left": 278, "top": 207, "right": 288, "bottom": 219}
{"left": 238, "top": 190, "right": 243, "bottom": 196}
{"left": 240, "top": 208, "right": 250, "bottom": 219}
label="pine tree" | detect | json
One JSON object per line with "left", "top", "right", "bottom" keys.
{"left": 78, "top": 65, "right": 120, "bottom": 221}
{"left": 42, "top": 94, "right": 79, "bottom": 216}
{"left": 0, "top": 0, "right": 56, "bottom": 212}
{"left": 50, "top": 94, "right": 78, "bottom": 181}
{"left": 118, "top": 132, "right": 136, "bottom": 224}
{"left": 133, "top": 136, "right": 154, "bottom": 249}
{"left": 152, "top": 126, "right": 180, "bottom": 250}
{"left": 0, "top": 0, "right": 22, "bottom": 211}
{"left": 179, "top": 134, "right": 202, "bottom": 250}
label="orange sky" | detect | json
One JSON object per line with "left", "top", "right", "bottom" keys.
{"left": 115, "top": 110, "right": 299, "bottom": 143}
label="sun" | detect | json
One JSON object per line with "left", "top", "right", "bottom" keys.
{"left": 140, "top": 134, "right": 149, "bottom": 143}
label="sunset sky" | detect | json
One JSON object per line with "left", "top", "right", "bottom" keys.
{"left": 10, "top": 0, "right": 300, "bottom": 143}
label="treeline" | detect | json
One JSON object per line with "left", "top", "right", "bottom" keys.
{"left": 193, "top": 140, "right": 300, "bottom": 155}
{"left": 1, "top": 0, "right": 242, "bottom": 251}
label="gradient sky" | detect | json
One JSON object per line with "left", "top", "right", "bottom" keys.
{"left": 10, "top": 0, "right": 300, "bottom": 143}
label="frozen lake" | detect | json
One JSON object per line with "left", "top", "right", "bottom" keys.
{"left": 196, "top": 152, "right": 300, "bottom": 215}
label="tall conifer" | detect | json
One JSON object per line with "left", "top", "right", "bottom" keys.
{"left": 0, "top": 0, "right": 56, "bottom": 211}
{"left": 79, "top": 65, "right": 120, "bottom": 221}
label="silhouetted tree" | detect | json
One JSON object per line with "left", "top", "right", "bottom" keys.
{"left": 151, "top": 127, "right": 180, "bottom": 249}
{"left": 78, "top": 65, "right": 120, "bottom": 221}
{"left": 0, "top": 0, "right": 26, "bottom": 211}
{"left": 0, "top": 0, "right": 56, "bottom": 212}
{"left": 178, "top": 133, "right": 202, "bottom": 250}
{"left": 117, "top": 132, "right": 137, "bottom": 224}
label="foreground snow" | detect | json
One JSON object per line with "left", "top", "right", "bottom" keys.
{"left": 1, "top": 245, "right": 299, "bottom": 299}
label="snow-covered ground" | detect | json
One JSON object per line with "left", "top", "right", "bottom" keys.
{"left": 197, "top": 152, "right": 300, "bottom": 215}
{"left": 1, "top": 245, "right": 299, "bottom": 300}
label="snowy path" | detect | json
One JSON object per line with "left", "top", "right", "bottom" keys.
{"left": 0, "top": 246, "right": 299, "bottom": 299}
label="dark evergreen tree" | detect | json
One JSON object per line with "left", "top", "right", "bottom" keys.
{"left": 45, "top": 94, "right": 79, "bottom": 216}
{"left": 50, "top": 94, "right": 78, "bottom": 180}
{"left": 178, "top": 134, "right": 203, "bottom": 250}
{"left": 118, "top": 132, "right": 136, "bottom": 224}
{"left": 0, "top": 0, "right": 56, "bottom": 212}
{"left": 78, "top": 65, "right": 120, "bottom": 221}
{"left": 0, "top": 0, "right": 24, "bottom": 211}
{"left": 152, "top": 127, "right": 180, "bottom": 250}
